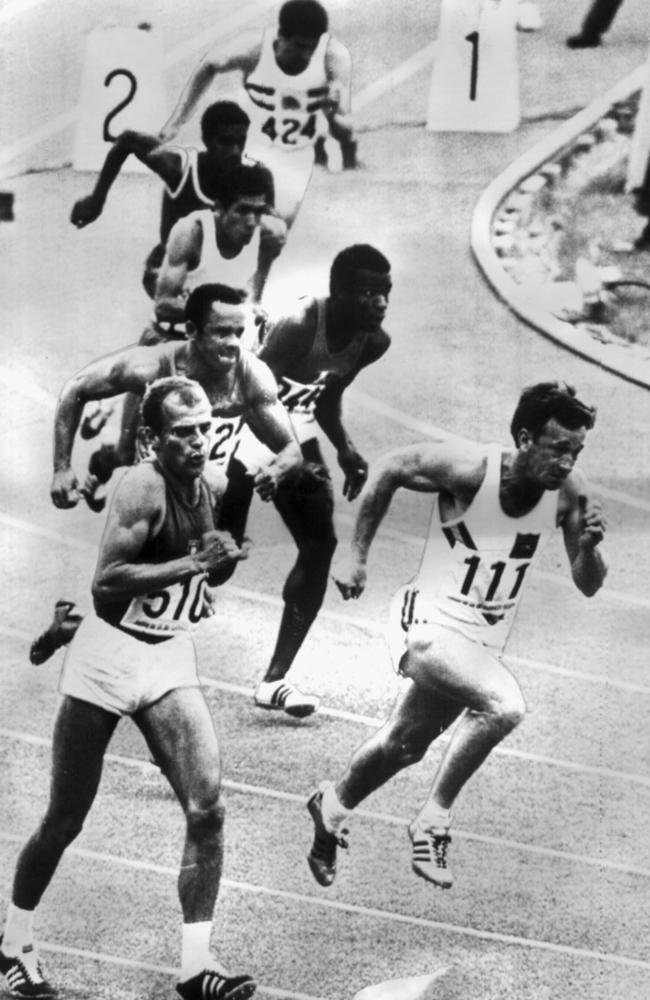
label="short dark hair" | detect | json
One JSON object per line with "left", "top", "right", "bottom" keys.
{"left": 201, "top": 101, "right": 250, "bottom": 142}
{"left": 330, "top": 244, "right": 391, "bottom": 292}
{"left": 142, "top": 376, "right": 207, "bottom": 436}
{"left": 510, "top": 382, "right": 596, "bottom": 443}
{"left": 218, "top": 163, "right": 270, "bottom": 209}
{"left": 278, "top": 0, "right": 328, "bottom": 38}
{"left": 185, "top": 283, "right": 247, "bottom": 331}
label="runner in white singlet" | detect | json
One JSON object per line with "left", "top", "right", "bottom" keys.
{"left": 158, "top": 0, "right": 359, "bottom": 228}
{"left": 306, "top": 383, "right": 608, "bottom": 892}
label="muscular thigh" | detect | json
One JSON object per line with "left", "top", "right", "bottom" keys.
{"left": 48, "top": 696, "right": 119, "bottom": 821}
{"left": 404, "top": 624, "right": 524, "bottom": 714}
{"left": 383, "top": 678, "right": 462, "bottom": 747}
{"left": 134, "top": 688, "right": 221, "bottom": 808}
{"left": 274, "top": 439, "right": 335, "bottom": 546}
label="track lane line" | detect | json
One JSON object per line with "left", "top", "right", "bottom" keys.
{"left": 0, "top": 0, "right": 278, "bottom": 171}
{"left": 1, "top": 513, "right": 648, "bottom": 697}
{"left": 0, "top": 830, "right": 647, "bottom": 974}
{"left": 2, "top": 733, "right": 650, "bottom": 878}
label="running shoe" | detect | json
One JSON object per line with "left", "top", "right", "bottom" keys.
{"left": 254, "top": 680, "right": 319, "bottom": 718}
{"left": 306, "top": 784, "right": 348, "bottom": 886}
{"left": 176, "top": 969, "right": 256, "bottom": 1000}
{"left": 566, "top": 32, "right": 601, "bottom": 48}
{"left": 408, "top": 821, "right": 453, "bottom": 889}
{"left": 0, "top": 939, "right": 58, "bottom": 998}
{"left": 29, "top": 601, "right": 83, "bottom": 665}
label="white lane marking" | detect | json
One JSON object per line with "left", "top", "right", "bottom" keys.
{"left": 0, "top": 829, "right": 646, "bottom": 973}
{"left": 0, "top": 897, "right": 326, "bottom": 1000}
{"left": 4, "top": 724, "right": 650, "bottom": 866}
{"left": 334, "top": 510, "right": 650, "bottom": 613}
{"left": 4, "top": 362, "right": 647, "bottom": 522}
{"left": 1, "top": 511, "right": 649, "bottom": 698}
{"left": 3, "top": 19, "right": 434, "bottom": 172}
{"left": 347, "top": 387, "right": 650, "bottom": 516}
{"left": 353, "top": 42, "right": 436, "bottom": 111}
{"left": 0, "top": 0, "right": 277, "bottom": 171}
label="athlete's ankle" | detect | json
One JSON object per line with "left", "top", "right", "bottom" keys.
{"left": 320, "top": 781, "right": 353, "bottom": 836}
{"left": 261, "top": 667, "right": 288, "bottom": 685}
{"left": 2, "top": 902, "right": 35, "bottom": 955}
{"left": 414, "top": 802, "right": 453, "bottom": 830}
{"left": 180, "top": 921, "right": 213, "bottom": 981}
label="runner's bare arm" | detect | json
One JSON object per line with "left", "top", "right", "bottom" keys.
{"left": 51, "top": 349, "right": 160, "bottom": 509}
{"left": 158, "top": 36, "right": 260, "bottom": 141}
{"left": 92, "top": 468, "right": 243, "bottom": 600}
{"left": 251, "top": 215, "right": 288, "bottom": 302}
{"left": 559, "top": 470, "right": 608, "bottom": 596}
{"left": 315, "top": 332, "right": 390, "bottom": 500}
{"left": 324, "top": 37, "right": 358, "bottom": 167}
{"left": 70, "top": 132, "right": 184, "bottom": 228}
{"left": 154, "top": 216, "right": 201, "bottom": 322}
{"left": 333, "top": 440, "right": 483, "bottom": 598}
{"left": 245, "top": 358, "right": 302, "bottom": 500}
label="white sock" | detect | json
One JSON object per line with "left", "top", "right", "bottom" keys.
{"left": 180, "top": 921, "right": 216, "bottom": 982}
{"left": 2, "top": 903, "right": 35, "bottom": 956}
{"left": 415, "top": 802, "right": 453, "bottom": 831}
{"left": 320, "top": 781, "right": 352, "bottom": 836}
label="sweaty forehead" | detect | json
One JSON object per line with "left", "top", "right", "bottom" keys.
{"left": 203, "top": 300, "right": 246, "bottom": 326}
{"left": 162, "top": 396, "right": 211, "bottom": 427}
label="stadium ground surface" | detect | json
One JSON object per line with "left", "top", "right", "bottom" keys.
{"left": 2, "top": 1, "right": 649, "bottom": 998}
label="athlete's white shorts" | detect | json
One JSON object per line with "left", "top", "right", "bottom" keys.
{"left": 246, "top": 142, "right": 315, "bottom": 225}
{"left": 235, "top": 409, "right": 317, "bottom": 473}
{"left": 59, "top": 612, "right": 200, "bottom": 717}
{"left": 387, "top": 584, "right": 510, "bottom": 672}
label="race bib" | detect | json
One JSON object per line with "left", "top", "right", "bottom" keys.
{"left": 120, "top": 572, "right": 208, "bottom": 637}
{"left": 208, "top": 415, "right": 244, "bottom": 468}
{"left": 278, "top": 373, "right": 330, "bottom": 414}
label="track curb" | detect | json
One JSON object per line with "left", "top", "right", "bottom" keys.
{"left": 471, "top": 62, "right": 650, "bottom": 389}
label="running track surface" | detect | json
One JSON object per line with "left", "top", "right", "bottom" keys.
{"left": 2, "top": 2, "right": 649, "bottom": 998}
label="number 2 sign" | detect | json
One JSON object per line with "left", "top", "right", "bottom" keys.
{"left": 73, "top": 25, "right": 166, "bottom": 172}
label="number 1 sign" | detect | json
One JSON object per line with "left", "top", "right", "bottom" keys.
{"left": 73, "top": 24, "right": 166, "bottom": 172}
{"left": 426, "top": 0, "right": 520, "bottom": 133}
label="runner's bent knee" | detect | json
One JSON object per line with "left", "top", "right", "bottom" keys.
{"left": 185, "top": 792, "right": 225, "bottom": 841}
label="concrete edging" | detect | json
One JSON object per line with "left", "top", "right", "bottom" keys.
{"left": 471, "top": 63, "right": 650, "bottom": 389}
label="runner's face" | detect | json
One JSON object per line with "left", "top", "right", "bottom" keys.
{"left": 275, "top": 33, "right": 320, "bottom": 73}
{"left": 521, "top": 418, "right": 587, "bottom": 489}
{"left": 205, "top": 125, "right": 248, "bottom": 170}
{"left": 221, "top": 194, "right": 267, "bottom": 246}
{"left": 157, "top": 395, "right": 212, "bottom": 480}
{"left": 336, "top": 268, "right": 392, "bottom": 331}
{"left": 195, "top": 301, "right": 247, "bottom": 372}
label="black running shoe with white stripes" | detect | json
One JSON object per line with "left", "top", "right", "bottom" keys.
{"left": 176, "top": 969, "right": 256, "bottom": 1000}
{"left": 0, "top": 940, "right": 58, "bottom": 998}
{"left": 306, "top": 785, "right": 348, "bottom": 886}
{"left": 408, "top": 822, "right": 453, "bottom": 889}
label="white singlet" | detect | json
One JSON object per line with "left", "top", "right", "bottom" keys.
{"left": 389, "top": 444, "right": 559, "bottom": 661}
{"left": 182, "top": 208, "right": 261, "bottom": 304}
{"left": 242, "top": 28, "right": 331, "bottom": 221}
